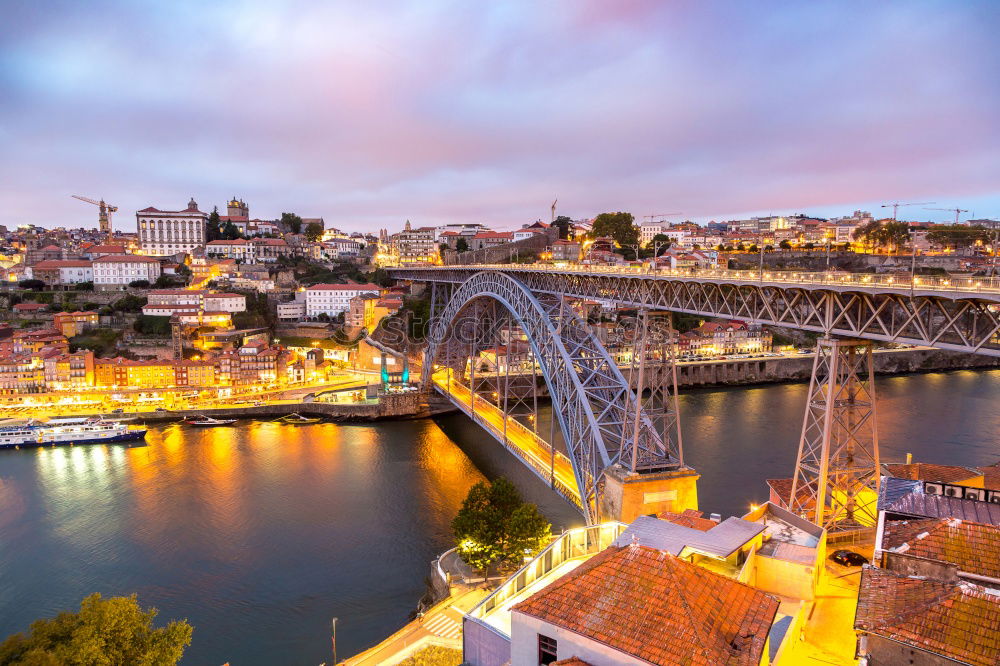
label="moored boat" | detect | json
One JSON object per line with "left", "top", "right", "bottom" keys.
{"left": 0, "top": 417, "right": 147, "bottom": 450}
{"left": 184, "top": 416, "right": 237, "bottom": 427}
{"left": 278, "top": 413, "right": 321, "bottom": 424}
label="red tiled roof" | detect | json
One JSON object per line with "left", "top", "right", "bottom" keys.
{"left": 472, "top": 231, "right": 514, "bottom": 239}
{"left": 207, "top": 239, "right": 248, "bottom": 246}
{"left": 512, "top": 545, "right": 779, "bottom": 665}
{"left": 980, "top": 461, "right": 1000, "bottom": 491}
{"left": 32, "top": 260, "right": 92, "bottom": 269}
{"left": 93, "top": 254, "right": 159, "bottom": 263}
{"left": 658, "top": 509, "right": 718, "bottom": 532}
{"left": 39, "top": 244, "right": 62, "bottom": 251}
{"left": 855, "top": 567, "right": 1000, "bottom": 665}
{"left": 766, "top": 478, "right": 814, "bottom": 511}
{"left": 86, "top": 244, "right": 126, "bottom": 253}
{"left": 886, "top": 463, "right": 983, "bottom": 485}
{"left": 13, "top": 303, "right": 47, "bottom": 311}
{"left": 882, "top": 518, "right": 1000, "bottom": 579}
{"left": 553, "top": 660, "right": 591, "bottom": 666}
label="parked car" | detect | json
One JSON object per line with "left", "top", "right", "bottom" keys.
{"left": 830, "top": 549, "right": 868, "bottom": 567}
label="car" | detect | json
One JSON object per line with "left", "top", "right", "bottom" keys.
{"left": 829, "top": 549, "right": 867, "bottom": 567}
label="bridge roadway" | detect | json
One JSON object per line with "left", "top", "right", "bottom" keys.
{"left": 392, "top": 264, "right": 1000, "bottom": 356}
{"left": 431, "top": 370, "right": 582, "bottom": 508}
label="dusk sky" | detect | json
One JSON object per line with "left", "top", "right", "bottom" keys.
{"left": 2, "top": 0, "right": 997, "bottom": 232}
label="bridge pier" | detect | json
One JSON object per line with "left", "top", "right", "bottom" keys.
{"left": 600, "top": 464, "right": 700, "bottom": 523}
{"left": 789, "top": 337, "right": 880, "bottom": 531}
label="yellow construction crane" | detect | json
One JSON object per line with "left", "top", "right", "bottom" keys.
{"left": 925, "top": 206, "right": 969, "bottom": 225}
{"left": 72, "top": 195, "right": 118, "bottom": 235}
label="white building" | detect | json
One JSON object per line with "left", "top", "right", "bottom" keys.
{"left": 277, "top": 301, "right": 307, "bottom": 322}
{"left": 305, "top": 283, "right": 381, "bottom": 318}
{"left": 136, "top": 199, "right": 208, "bottom": 256}
{"left": 145, "top": 289, "right": 246, "bottom": 315}
{"left": 29, "top": 260, "right": 93, "bottom": 285}
{"left": 93, "top": 255, "right": 161, "bottom": 288}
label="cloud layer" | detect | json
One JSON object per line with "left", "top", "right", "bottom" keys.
{"left": 1, "top": 0, "right": 998, "bottom": 230}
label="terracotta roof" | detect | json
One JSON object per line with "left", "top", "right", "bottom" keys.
{"left": 86, "top": 244, "right": 126, "bottom": 253}
{"left": 766, "top": 478, "right": 815, "bottom": 511}
{"left": 658, "top": 509, "right": 718, "bottom": 532}
{"left": 882, "top": 518, "right": 1000, "bottom": 580}
{"left": 553, "top": 660, "right": 591, "bottom": 666}
{"left": 512, "top": 544, "right": 779, "bottom": 665}
{"left": 13, "top": 303, "right": 47, "bottom": 310}
{"left": 93, "top": 254, "right": 159, "bottom": 263}
{"left": 855, "top": 567, "right": 1000, "bottom": 665}
{"left": 472, "top": 231, "right": 514, "bottom": 239}
{"left": 32, "top": 260, "right": 92, "bottom": 269}
{"left": 207, "top": 239, "right": 248, "bottom": 246}
{"left": 980, "top": 461, "right": 1000, "bottom": 491}
{"left": 39, "top": 244, "right": 62, "bottom": 251}
{"left": 886, "top": 463, "right": 982, "bottom": 485}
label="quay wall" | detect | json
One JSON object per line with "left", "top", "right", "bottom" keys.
{"left": 125, "top": 392, "right": 426, "bottom": 424}
{"left": 467, "top": 349, "right": 1000, "bottom": 394}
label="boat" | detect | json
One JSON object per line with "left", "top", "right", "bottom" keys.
{"left": 278, "top": 413, "right": 322, "bottom": 424}
{"left": 0, "top": 417, "right": 147, "bottom": 450}
{"left": 184, "top": 416, "right": 237, "bottom": 427}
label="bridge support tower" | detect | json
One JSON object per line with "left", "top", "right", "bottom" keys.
{"left": 789, "top": 337, "right": 880, "bottom": 532}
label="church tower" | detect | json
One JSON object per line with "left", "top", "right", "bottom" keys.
{"left": 227, "top": 197, "right": 248, "bottom": 217}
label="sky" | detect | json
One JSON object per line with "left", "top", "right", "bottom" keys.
{"left": 1, "top": 0, "right": 998, "bottom": 233}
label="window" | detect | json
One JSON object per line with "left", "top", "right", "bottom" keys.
{"left": 538, "top": 634, "right": 557, "bottom": 665}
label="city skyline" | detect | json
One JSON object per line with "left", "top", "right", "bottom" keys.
{"left": 2, "top": 1, "right": 998, "bottom": 231}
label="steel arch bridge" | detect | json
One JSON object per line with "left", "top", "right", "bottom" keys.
{"left": 423, "top": 271, "right": 678, "bottom": 523}
{"left": 394, "top": 265, "right": 1000, "bottom": 356}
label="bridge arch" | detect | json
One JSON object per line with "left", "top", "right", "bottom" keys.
{"left": 423, "top": 271, "right": 671, "bottom": 522}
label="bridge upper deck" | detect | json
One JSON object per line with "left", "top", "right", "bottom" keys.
{"left": 391, "top": 264, "right": 1000, "bottom": 357}
{"left": 390, "top": 264, "right": 1000, "bottom": 303}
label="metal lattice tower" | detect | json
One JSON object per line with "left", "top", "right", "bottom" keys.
{"left": 623, "top": 310, "right": 684, "bottom": 472}
{"left": 789, "top": 338, "right": 880, "bottom": 531}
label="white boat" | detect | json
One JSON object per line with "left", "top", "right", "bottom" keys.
{"left": 184, "top": 416, "right": 237, "bottom": 427}
{"left": 0, "top": 417, "right": 147, "bottom": 450}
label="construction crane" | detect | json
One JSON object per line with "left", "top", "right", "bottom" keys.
{"left": 72, "top": 195, "right": 118, "bottom": 236}
{"left": 925, "top": 207, "right": 969, "bottom": 225}
{"left": 643, "top": 213, "right": 682, "bottom": 225}
{"left": 881, "top": 201, "right": 934, "bottom": 221}
{"left": 551, "top": 198, "right": 558, "bottom": 222}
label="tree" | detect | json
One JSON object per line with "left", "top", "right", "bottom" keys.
{"left": 455, "top": 238, "right": 469, "bottom": 253}
{"left": 74, "top": 281, "right": 94, "bottom": 291}
{"left": 112, "top": 294, "right": 147, "bottom": 313}
{"left": 779, "top": 240, "right": 792, "bottom": 250}
{"left": 134, "top": 315, "right": 171, "bottom": 336}
{"left": 650, "top": 233, "right": 672, "bottom": 255}
{"left": 281, "top": 212, "right": 303, "bottom": 235}
{"left": 399, "top": 645, "right": 462, "bottom": 666}
{"left": 128, "top": 279, "right": 151, "bottom": 289}
{"left": 589, "top": 212, "right": 638, "bottom": 253}
{"left": 551, "top": 215, "right": 573, "bottom": 240}
{"left": 451, "top": 477, "right": 551, "bottom": 575}
{"left": 18, "top": 279, "right": 45, "bottom": 291}
{"left": 220, "top": 220, "right": 241, "bottom": 240}
{"left": 0, "top": 593, "right": 192, "bottom": 665}
{"left": 206, "top": 206, "right": 222, "bottom": 242}
{"left": 305, "top": 222, "right": 324, "bottom": 242}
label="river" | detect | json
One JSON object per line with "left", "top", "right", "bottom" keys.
{"left": 1, "top": 370, "right": 999, "bottom": 664}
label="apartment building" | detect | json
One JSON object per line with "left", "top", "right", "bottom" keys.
{"left": 136, "top": 199, "right": 208, "bottom": 256}
{"left": 92, "top": 255, "right": 161, "bottom": 289}
{"left": 305, "top": 283, "right": 381, "bottom": 318}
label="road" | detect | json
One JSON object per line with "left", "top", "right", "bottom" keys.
{"left": 432, "top": 370, "right": 581, "bottom": 505}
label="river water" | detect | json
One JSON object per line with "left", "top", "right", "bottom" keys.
{"left": 1, "top": 370, "right": 999, "bottom": 664}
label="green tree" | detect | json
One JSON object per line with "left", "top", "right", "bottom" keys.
{"left": 112, "top": 294, "right": 147, "bottom": 313}
{"left": 305, "top": 222, "right": 324, "bottom": 242}
{"left": 451, "top": 477, "right": 551, "bottom": 575}
{"left": 129, "top": 279, "right": 151, "bottom": 289}
{"left": 455, "top": 238, "right": 469, "bottom": 253}
{"left": 552, "top": 215, "right": 573, "bottom": 240}
{"left": 281, "top": 212, "right": 303, "bottom": 235}
{"left": 0, "top": 593, "right": 192, "bottom": 665}
{"left": 650, "top": 233, "right": 672, "bottom": 255}
{"left": 18, "top": 279, "right": 45, "bottom": 291}
{"left": 220, "top": 220, "right": 241, "bottom": 240}
{"left": 134, "top": 315, "right": 171, "bottom": 336}
{"left": 206, "top": 206, "right": 222, "bottom": 242}
{"left": 779, "top": 239, "right": 792, "bottom": 250}
{"left": 589, "top": 212, "right": 638, "bottom": 254}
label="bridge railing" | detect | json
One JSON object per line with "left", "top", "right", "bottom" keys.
{"left": 434, "top": 379, "right": 583, "bottom": 508}
{"left": 407, "top": 263, "right": 1000, "bottom": 297}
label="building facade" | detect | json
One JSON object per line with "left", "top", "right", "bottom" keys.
{"left": 93, "top": 255, "right": 161, "bottom": 288}
{"left": 136, "top": 199, "right": 208, "bottom": 256}
{"left": 305, "top": 283, "right": 381, "bottom": 318}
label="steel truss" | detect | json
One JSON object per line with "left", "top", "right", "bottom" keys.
{"left": 624, "top": 310, "right": 684, "bottom": 471}
{"left": 423, "top": 271, "right": 676, "bottom": 522}
{"left": 789, "top": 338, "right": 880, "bottom": 531}
{"left": 396, "top": 268, "right": 1000, "bottom": 356}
